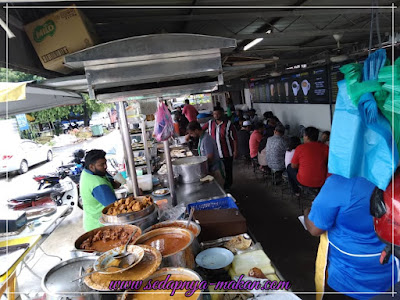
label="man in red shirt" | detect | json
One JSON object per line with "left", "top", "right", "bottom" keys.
{"left": 203, "top": 107, "right": 238, "bottom": 190}
{"left": 182, "top": 99, "right": 199, "bottom": 122}
{"left": 287, "top": 126, "right": 329, "bottom": 196}
{"left": 249, "top": 122, "right": 264, "bottom": 159}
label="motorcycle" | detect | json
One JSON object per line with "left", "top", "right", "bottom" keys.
{"left": 33, "top": 149, "right": 85, "bottom": 190}
{"left": 8, "top": 176, "right": 79, "bottom": 210}
{"left": 31, "top": 149, "right": 85, "bottom": 209}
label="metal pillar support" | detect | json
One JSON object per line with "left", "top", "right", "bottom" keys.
{"left": 163, "top": 140, "right": 177, "bottom": 206}
{"left": 116, "top": 102, "right": 139, "bottom": 197}
{"left": 141, "top": 119, "right": 152, "bottom": 175}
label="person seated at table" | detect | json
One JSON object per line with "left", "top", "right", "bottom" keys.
{"left": 237, "top": 120, "right": 252, "bottom": 160}
{"left": 265, "top": 124, "right": 287, "bottom": 183}
{"left": 80, "top": 150, "right": 122, "bottom": 231}
{"left": 287, "top": 127, "right": 329, "bottom": 196}
{"left": 320, "top": 130, "right": 330, "bottom": 145}
{"left": 263, "top": 111, "right": 281, "bottom": 125}
{"left": 248, "top": 108, "right": 259, "bottom": 125}
{"left": 285, "top": 136, "right": 301, "bottom": 169}
{"left": 249, "top": 122, "right": 264, "bottom": 160}
{"left": 264, "top": 116, "right": 279, "bottom": 139}
{"left": 187, "top": 121, "right": 225, "bottom": 187}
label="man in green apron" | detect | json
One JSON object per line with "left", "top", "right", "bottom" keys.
{"left": 187, "top": 121, "right": 225, "bottom": 187}
{"left": 80, "top": 150, "right": 121, "bottom": 231}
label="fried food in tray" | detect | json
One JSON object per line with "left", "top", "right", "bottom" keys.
{"left": 105, "top": 196, "right": 153, "bottom": 216}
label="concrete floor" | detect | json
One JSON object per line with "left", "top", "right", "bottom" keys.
{"left": 6, "top": 159, "right": 319, "bottom": 300}
{"left": 229, "top": 160, "right": 319, "bottom": 300}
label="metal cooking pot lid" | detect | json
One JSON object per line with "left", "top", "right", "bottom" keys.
{"left": 42, "top": 256, "right": 98, "bottom": 296}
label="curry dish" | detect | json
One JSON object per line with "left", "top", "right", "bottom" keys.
{"left": 80, "top": 227, "right": 138, "bottom": 252}
{"left": 129, "top": 274, "right": 201, "bottom": 300}
{"left": 106, "top": 196, "right": 153, "bottom": 215}
{"left": 84, "top": 245, "right": 162, "bottom": 291}
{"left": 141, "top": 233, "right": 191, "bottom": 256}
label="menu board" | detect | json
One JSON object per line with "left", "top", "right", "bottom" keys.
{"left": 251, "top": 66, "right": 330, "bottom": 104}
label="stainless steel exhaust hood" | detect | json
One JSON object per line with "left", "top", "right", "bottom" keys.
{"left": 97, "top": 81, "right": 219, "bottom": 103}
{"left": 63, "top": 34, "right": 236, "bottom": 100}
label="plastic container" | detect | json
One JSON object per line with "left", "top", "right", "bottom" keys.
{"left": 137, "top": 174, "right": 153, "bottom": 191}
{"left": 90, "top": 125, "right": 103, "bottom": 137}
{"left": 187, "top": 196, "right": 238, "bottom": 213}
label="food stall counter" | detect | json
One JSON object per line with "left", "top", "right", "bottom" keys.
{"left": 0, "top": 205, "right": 71, "bottom": 242}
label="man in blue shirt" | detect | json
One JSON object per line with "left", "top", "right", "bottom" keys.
{"left": 80, "top": 150, "right": 121, "bottom": 231}
{"left": 304, "top": 174, "right": 397, "bottom": 300}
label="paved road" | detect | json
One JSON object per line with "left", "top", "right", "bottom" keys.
{"left": 0, "top": 130, "right": 123, "bottom": 203}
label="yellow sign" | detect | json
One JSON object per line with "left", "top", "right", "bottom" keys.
{"left": 0, "top": 82, "right": 27, "bottom": 102}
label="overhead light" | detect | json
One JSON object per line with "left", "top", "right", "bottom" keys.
{"left": 330, "top": 54, "right": 349, "bottom": 63}
{"left": 244, "top": 38, "right": 263, "bottom": 51}
{"left": 0, "top": 18, "right": 15, "bottom": 39}
{"left": 270, "top": 71, "right": 282, "bottom": 77}
{"left": 243, "top": 30, "right": 271, "bottom": 51}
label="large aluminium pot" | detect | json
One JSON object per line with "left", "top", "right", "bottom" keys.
{"left": 99, "top": 206, "right": 159, "bottom": 231}
{"left": 143, "top": 220, "right": 201, "bottom": 255}
{"left": 121, "top": 267, "right": 203, "bottom": 300}
{"left": 172, "top": 156, "right": 208, "bottom": 183}
{"left": 136, "top": 227, "right": 195, "bottom": 269}
{"left": 101, "top": 196, "right": 155, "bottom": 224}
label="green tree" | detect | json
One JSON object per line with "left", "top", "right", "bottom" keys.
{"left": 0, "top": 68, "right": 44, "bottom": 83}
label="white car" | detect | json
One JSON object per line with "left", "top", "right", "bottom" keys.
{"left": 0, "top": 139, "right": 53, "bottom": 174}
{"left": 89, "top": 112, "right": 111, "bottom": 129}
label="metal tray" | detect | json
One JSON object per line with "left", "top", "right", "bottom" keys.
{"left": 101, "top": 197, "right": 155, "bottom": 224}
{"left": 83, "top": 245, "right": 162, "bottom": 291}
{"left": 41, "top": 256, "right": 98, "bottom": 297}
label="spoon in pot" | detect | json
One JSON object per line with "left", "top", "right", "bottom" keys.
{"left": 186, "top": 207, "right": 195, "bottom": 228}
{"left": 113, "top": 228, "right": 138, "bottom": 259}
{"left": 70, "top": 255, "right": 137, "bottom": 282}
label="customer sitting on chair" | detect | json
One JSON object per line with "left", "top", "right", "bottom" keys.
{"left": 285, "top": 136, "right": 301, "bottom": 169}
{"left": 287, "top": 127, "right": 329, "bottom": 196}
{"left": 237, "top": 120, "right": 252, "bottom": 159}
{"left": 249, "top": 122, "right": 264, "bottom": 160}
{"left": 265, "top": 124, "right": 287, "bottom": 183}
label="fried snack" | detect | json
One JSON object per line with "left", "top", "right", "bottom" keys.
{"left": 105, "top": 196, "right": 153, "bottom": 216}
{"left": 224, "top": 235, "right": 252, "bottom": 253}
{"left": 248, "top": 267, "right": 266, "bottom": 279}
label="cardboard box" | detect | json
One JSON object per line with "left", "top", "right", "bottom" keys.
{"left": 24, "top": 5, "right": 97, "bottom": 74}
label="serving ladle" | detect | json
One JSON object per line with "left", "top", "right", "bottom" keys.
{"left": 70, "top": 254, "right": 137, "bottom": 282}
{"left": 113, "top": 228, "right": 138, "bottom": 259}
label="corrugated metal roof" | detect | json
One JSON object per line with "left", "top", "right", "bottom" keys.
{"left": 3, "top": 0, "right": 399, "bottom": 82}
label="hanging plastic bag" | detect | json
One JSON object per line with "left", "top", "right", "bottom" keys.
{"left": 376, "top": 57, "right": 400, "bottom": 151}
{"left": 328, "top": 80, "right": 398, "bottom": 190}
{"left": 153, "top": 102, "right": 174, "bottom": 142}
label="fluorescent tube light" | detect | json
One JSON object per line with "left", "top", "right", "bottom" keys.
{"left": 0, "top": 18, "right": 15, "bottom": 39}
{"left": 244, "top": 38, "right": 263, "bottom": 51}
